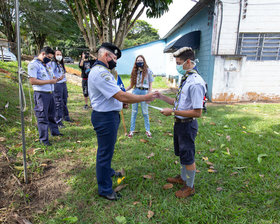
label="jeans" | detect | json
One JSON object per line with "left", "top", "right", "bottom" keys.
{"left": 130, "top": 88, "right": 150, "bottom": 132}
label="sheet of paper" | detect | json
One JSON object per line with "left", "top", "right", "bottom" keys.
{"left": 148, "top": 105, "right": 163, "bottom": 111}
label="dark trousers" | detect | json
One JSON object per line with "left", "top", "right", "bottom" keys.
{"left": 91, "top": 110, "right": 120, "bottom": 195}
{"left": 54, "top": 82, "right": 69, "bottom": 123}
{"left": 174, "top": 120, "right": 198, "bottom": 165}
{"left": 33, "top": 91, "right": 60, "bottom": 143}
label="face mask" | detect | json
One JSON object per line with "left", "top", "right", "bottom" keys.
{"left": 136, "top": 62, "right": 144, "bottom": 67}
{"left": 43, "top": 56, "right": 51, "bottom": 64}
{"left": 108, "top": 59, "right": 116, "bottom": 69}
{"left": 176, "top": 60, "right": 187, "bottom": 75}
{"left": 56, "top": 55, "right": 62, "bottom": 61}
{"left": 85, "top": 54, "right": 89, "bottom": 59}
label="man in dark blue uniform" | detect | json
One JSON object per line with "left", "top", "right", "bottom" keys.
{"left": 28, "top": 47, "right": 63, "bottom": 146}
{"left": 88, "top": 43, "right": 156, "bottom": 200}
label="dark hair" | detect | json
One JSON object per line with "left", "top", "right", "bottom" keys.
{"left": 40, "top": 46, "right": 55, "bottom": 55}
{"left": 130, "top": 55, "right": 148, "bottom": 87}
{"left": 174, "top": 49, "right": 195, "bottom": 61}
{"left": 54, "top": 50, "right": 66, "bottom": 73}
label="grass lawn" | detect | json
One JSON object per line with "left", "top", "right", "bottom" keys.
{"left": 0, "top": 68, "right": 279, "bottom": 223}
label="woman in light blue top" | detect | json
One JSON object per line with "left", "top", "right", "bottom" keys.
{"left": 52, "top": 50, "right": 72, "bottom": 127}
{"left": 126, "top": 55, "right": 154, "bottom": 138}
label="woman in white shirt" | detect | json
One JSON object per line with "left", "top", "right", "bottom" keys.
{"left": 126, "top": 55, "right": 154, "bottom": 138}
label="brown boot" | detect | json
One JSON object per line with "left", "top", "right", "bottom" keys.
{"left": 175, "top": 185, "right": 195, "bottom": 198}
{"left": 166, "top": 175, "right": 185, "bottom": 185}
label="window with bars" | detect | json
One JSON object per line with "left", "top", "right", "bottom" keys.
{"left": 237, "top": 33, "right": 280, "bottom": 60}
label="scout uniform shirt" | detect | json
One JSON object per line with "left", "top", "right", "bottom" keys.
{"left": 88, "top": 61, "right": 122, "bottom": 112}
{"left": 174, "top": 71, "right": 206, "bottom": 120}
{"left": 50, "top": 62, "right": 66, "bottom": 83}
{"left": 135, "top": 68, "right": 154, "bottom": 89}
{"left": 28, "top": 59, "right": 54, "bottom": 92}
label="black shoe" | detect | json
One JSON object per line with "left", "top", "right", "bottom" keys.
{"left": 113, "top": 171, "right": 123, "bottom": 178}
{"left": 52, "top": 133, "right": 63, "bottom": 137}
{"left": 40, "top": 141, "right": 52, "bottom": 146}
{"left": 83, "top": 104, "right": 89, "bottom": 110}
{"left": 99, "top": 191, "right": 122, "bottom": 201}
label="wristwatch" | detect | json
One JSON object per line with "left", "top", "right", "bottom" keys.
{"left": 171, "top": 109, "right": 175, "bottom": 116}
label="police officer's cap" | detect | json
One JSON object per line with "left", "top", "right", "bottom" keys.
{"left": 100, "top": 42, "right": 122, "bottom": 59}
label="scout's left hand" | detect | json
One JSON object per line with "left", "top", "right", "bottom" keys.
{"left": 57, "top": 74, "right": 65, "bottom": 81}
{"left": 160, "top": 108, "right": 173, "bottom": 116}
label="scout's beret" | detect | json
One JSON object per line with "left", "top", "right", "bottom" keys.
{"left": 100, "top": 42, "right": 122, "bottom": 59}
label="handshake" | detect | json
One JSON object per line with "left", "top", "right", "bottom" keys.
{"left": 144, "top": 91, "right": 162, "bottom": 103}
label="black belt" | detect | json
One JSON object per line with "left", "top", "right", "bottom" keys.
{"left": 136, "top": 87, "right": 148, "bottom": 90}
{"left": 34, "top": 91, "right": 52, "bottom": 94}
{"left": 175, "top": 117, "right": 195, "bottom": 123}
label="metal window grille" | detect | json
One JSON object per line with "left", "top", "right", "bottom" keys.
{"left": 238, "top": 33, "right": 280, "bottom": 60}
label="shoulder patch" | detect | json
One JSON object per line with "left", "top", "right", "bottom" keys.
{"left": 105, "top": 77, "right": 111, "bottom": 81}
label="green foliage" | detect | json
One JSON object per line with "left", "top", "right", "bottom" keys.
{"left": 123, "top": 20, "right": 160, "bottom": 49}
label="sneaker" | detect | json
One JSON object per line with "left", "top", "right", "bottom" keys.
{"left": 166, "top": 175, "right": 185, "bottom": 185}
{"left": 128, "top": 131, "right": 134, "bottom": 138}
{"left": 83, "top": 104, "right": 89, "bottom": 110}
{"left": 145, "top": 131, "right": 152, "bottom": 138}
{"left": 175, "top": 185, "right": 195, "bottom": 198}
{"left": 58, "top": 122, "right": 65, "bottom": 129}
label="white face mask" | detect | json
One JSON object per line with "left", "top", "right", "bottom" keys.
{"left": 56, "top": 55, "right": 63, "bottom": 61}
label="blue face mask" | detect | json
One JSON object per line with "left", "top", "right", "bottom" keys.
{"left": 136, "top": 62, "right": 144, "bottom": 67}
{"left": 176, "top": 60, "right": 187, "bottom": 75}
{"left": 176, "top": 60, "right": 196, "bottom": 75}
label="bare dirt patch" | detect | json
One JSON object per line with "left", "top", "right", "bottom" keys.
{"left": 0, "top": 144, "right": 73, "bottom": 224}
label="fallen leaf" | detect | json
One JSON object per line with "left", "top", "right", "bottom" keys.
{"left": 66, "top": 149, "right": 73, "bottom": 153}
{"left": 233, "top": 166, "right": 247, "bottom": 170}
{"left": 114, "top": 184, "right": 128, "bottom": 192}
{"left": 210, "top": 122, "right": 216, "bottom": 126}
{"left": 117, "top": 177, "right": 125, "bottom": 185}
{"left": 34, "top": 139, "right": 39, "bottom": 142}
{"left": 15, "top": 143, "right": 22, "bottom": 148}
{"left": 197, "top": 151, "right": 201, "bottom": 154}
{"left": 40, "top": 163, "right": 48, "bottom": 167}
{"left": 209, "top": 148, "right": 216, "bottom": 153}
{"left": 76, "top": 140, "right": 81, "bottom": 143}
{"left": 257, "top": 154, "right": 268, "bottom": 163}
{"left": 205, "top": 161, "right": 213, "bottom": 166}
{"left": 216, "top": 133, "right": 223, "bottom": 136}
{"left": 230, "top": 172, "right": 238, "bottom": 176}
{"left": 220, "top": 144, "right": 225, "bottom": 149}
{"left": 196, "top": 169, "right": 201, "bottom": 173}
{"left": 207, "top": 140, "right": 211, "bottom": 144}
{"left": 226, "top": 147, "right": 230, "bottom": 155}
{"left": 242, "top": 131, "right": 247, "bottom": 134}
{"left": 209, "top": 166, "right": 215, "bottom": 169}
{"left": 202, "top": 157, "right": 208, "bottom": 161}
{"left": 165, "top": 148, "right": 169, "bottom": 151}
{"left": 143, "top": 174, "right": 154, "bottom": 179}
{"left": 208, "top": 169, "right": 217, "bottom": 173}
{"left": 226, "top": 135, "right": 231, "bottom": 141}
{"left": 146, "top": 152, "right": 155, "bottom": 159}
{"left": 259, "top": 174, "right": 264, "bottom": 178}
{"left": 168, "top": 133, "right": 173, "bottom": 137}
{"left": 216, "top": 187, "right": 223, "bottom": 192}
{"left": 174, "top": 161, "right": 179, "bottom": 165}
{"left": 0, "top": 137, "right": 6, "bottom": 142}
{"left": 147, "top": 210, "right": 154, "bottom": 219}
{"left": 140, "top": 139, "right": 148, "bottom": 143}
{"left": 242, "top": 126, "right": 246, "bottom": 129}
{"left": 224, "top": 125, "right": 229, "bottom": 128}
{"left": 133, "top": 201, "right": 140, "bottom": 205}
{"left": 163, "top": 183, "right": 173, "bottom": 189}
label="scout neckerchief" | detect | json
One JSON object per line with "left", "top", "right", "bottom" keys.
{"left": 174, "top": 69, "right": 198, "bottom": 110}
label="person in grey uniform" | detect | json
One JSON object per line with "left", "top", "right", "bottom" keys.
{"left": 28, "top": 46, "right": 63, "bottom": 146}
{"left": 88, "top": 42, "right": 156, "bottom": 201}
{"left": 51, "top": 50, "right": 72, "bottom": 128}
{"left": 156, "top": 47, "right": 206, "bottom": 198}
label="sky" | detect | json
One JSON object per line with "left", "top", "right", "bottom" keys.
{"left": 139, "top": 0, "right": 196, "bottom": 38}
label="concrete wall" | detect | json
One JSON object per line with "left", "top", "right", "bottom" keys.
{"left": 116, "top": 40, "right": 166, "bottom": 75}
{"left": 211, "top": 0, "right": 280, "bottom": 102}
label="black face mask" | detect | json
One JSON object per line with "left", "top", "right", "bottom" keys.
{"left": 108, "top": 59, "right": 116, "bottom": 69}
{"left": 136, "top": 62, "right": 144, "bottom": 67}
{"left": 43, "top": 57, "right": 51, "bottom": 64}
{"left": 85, "top": 55, "right": 89, "bottom": 59}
